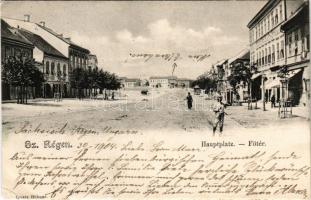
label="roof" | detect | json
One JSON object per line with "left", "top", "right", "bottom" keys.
{"left": 177, "top": 78, "right": 192, "bottom": 81}
{"left": 1, "top": 19, "right": 33, "bottom": 47}
{"left": 214, "top": 59, "right": 228, "bottom": 67}
{"left": 125, "top": 78, "right": 140, "bottom": 82}
{"left": 38, "top": 23, "right": 90, "bottom": 53}
{"left": 281, "top": 2, "right": 309, "bottom": 31}
{"left": 18, "top": 29, "right": 67, "bottom": 59}
{"left": 228, "top": 49, "right": 250, "bottom": 65}
{"left": 150, "top": 76, "right": 177, "bottom": 80}
{"left": 247, "top": 0, "right": 280, "bottom": 28}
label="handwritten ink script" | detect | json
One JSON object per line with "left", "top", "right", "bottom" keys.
{"left": 129, "top": 53, "right": 211, "bottom": 62}
{"left": 3, "top": 123, "right": 310, "bottom": 200}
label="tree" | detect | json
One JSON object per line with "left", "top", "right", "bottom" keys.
{"left": 191, "top": 74, "right": 217, "bottom": 93}
{"left": 69, "top": 67, "right": 121, "bottom": 98}
{"left": 145, "top": 80, "right": 150, "bottom": 87}
{"left": 2, "top": 56, "right": 44, "bottom": 104}
{"left": 69, "top": 67, "right": 87, "bottom": 99}
{"left": 227, "top": 61, "right": 252, "bottom": 101}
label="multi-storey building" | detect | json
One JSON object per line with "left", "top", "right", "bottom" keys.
{"left": 149, "top": 76, "right": 178, "bottom": 88}
{"left": 1, "top": 19, "right": 34, "bottom": 100}
{"left": 247, "top": 0, "right": 306, "bottom": 104}
{"left": 3, "top": 15, "right": 90, "bottom": 97}
{"left": 280, "top": 1, "right": 309, "bottom": 106}
{"left": 18, "top": 29, "right": 69, "bottom": 98}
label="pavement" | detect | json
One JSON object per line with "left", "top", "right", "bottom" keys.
{"left": 2, "top": 88, "right": 309, "bottom": 136}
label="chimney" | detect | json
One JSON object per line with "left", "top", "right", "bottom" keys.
{"left": 24, "top": 14, "right": 30, "bottom": 22}
{"left": 65, "top": 37, "right": 71, "bottom": 41}
{"left": 39, "top": 21, "right": 45, "bottom": 27}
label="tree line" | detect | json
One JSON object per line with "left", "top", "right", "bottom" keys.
{"left": 2, "top": 56, "right": 121, "bottom": 104}
{"left": 192, "top": 61, "right": 255, "bottom": 100}
{"left": 2, "top": 56, "right": 44, "bottom": 104}
{"left": 69, "top": 67, "right": 121, "bottom": 99}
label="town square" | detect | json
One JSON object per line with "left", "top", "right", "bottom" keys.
{"left": 1, "top": 0, "right": 309, "bottom": 135}
{"left": 1, "top": 1, "right": 311, "bottom": 199}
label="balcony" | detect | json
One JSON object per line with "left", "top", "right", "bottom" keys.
{"left": 287, "top": 51, "right": 310, "bottom": 66}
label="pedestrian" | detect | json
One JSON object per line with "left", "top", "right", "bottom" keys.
{"left": 112, "top": 91, "right": 115, "bottom": 100}
{"left": 186, "top": 92, "right": 193, "bottom": 110}
{"left": 271, "top": 94, "right": 276, "bottom": 108}
{"left": 213, "top": 96, "right": 225, "bottom": 136}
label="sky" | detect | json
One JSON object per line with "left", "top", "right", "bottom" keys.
{"left": 2, "top": 1, "right": 267, "bottom": 79}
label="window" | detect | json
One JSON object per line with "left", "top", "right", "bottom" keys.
{"left": 275, "top": 9, "right": 278, "bottom": 25}
{"left": 51, "top": 62, "right": 55, "bottom": 75}
{"left": 5, "top": 47, "right": 12, "bottom": 58}
{"left": 280, "top": 40, "right": 284, "bottom": 58}
{"left": 15, "top": 49, "right": 21, "bottom": 58}
{"left": 262, "top": 50, "right": 264, "bottom": 65}
{"left": 272, "top": 45, "right": 275, "bottom": 63}
{"left": 46, "top": 61, "right": 50, "bottom": 74}
{"left": 277, "top": 43, "right": 280, "bottom": 60}
{"left": 268, "top": 47, "right": 271, "bottom": 63}
{"left": 295, "top": 30, "right": 299, "bottom": 42}
{"left": 265, "top": 48, "right": 267, "bottom": 64}
{"left": 271, "top": 11, "right": 274, "bottom": 27}
{"left": 264, "top": 19, "right": 267, "bottom": 34}
{"left": 268, "top": 16, "right": 270, "bottom": 30}
{"left": 280, "top": 4, "right": 283, "bottom": 21}
{"left": 288, "top": 33, "right": 292, "bottom": 44}
{"left": 57, "top": 63, "right": 61, "bottom": 76}
{"left": 63, "top": 64, "right": 67, "bottom": 76}
{"left": 23, "top": 50, "right": 30, "bottom": 59}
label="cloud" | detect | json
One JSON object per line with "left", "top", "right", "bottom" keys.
{"left": 67, "top": 18, "right": 243, "bottom": 79}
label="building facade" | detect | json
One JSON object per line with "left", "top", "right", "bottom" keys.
{"left": 18, "top": 29, "right": 69, "bottom": 98}
{"left": 1, "top": 20, "right": 34, "bottom": 100}
{"left": 4, "top": 16, "right": 90, "bottom": 97}
{"left": 280, "top": 1, "right": 310, "bottom": 106}
{"left": 149, "top": 76, "right": 178, "bottom": 88}
{"left": 247, "top": 0, "right": 307, "bottom": 105}
{"left": 227, "top": 50, "right": 251, "bottom": 104}
{"left": 124, "top": 78, "right": 141, "bottom": 88}
{"left": 177, "top": 78, "right": 192, "bottom": 88}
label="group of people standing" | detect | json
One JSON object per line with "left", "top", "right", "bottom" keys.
{"left": 186, "top": 92, "right": 225, "bottom": 136}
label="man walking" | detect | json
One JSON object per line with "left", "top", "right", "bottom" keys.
{"left": 213, "top": 96, "right": 225, "bottom": 136}
{"left": 186, "top": 92, "right": 193, "bottom": 110}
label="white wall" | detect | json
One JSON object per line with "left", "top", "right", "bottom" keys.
{"left": 33, "top": 47, "right": 44, "bottom": 62}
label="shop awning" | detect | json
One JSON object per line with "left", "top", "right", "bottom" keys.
{"left": 265, "top": 78, "right": 281, "bottom": 89}
{"left": 288, "top": 68, "right": 302, "bottom": 79}
{"left": 251, "top": 73, "right": 262, "bottom": 80}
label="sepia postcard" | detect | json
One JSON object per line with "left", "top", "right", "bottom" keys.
{"left": 1, "top": 0, "right": 311, "bottom": 199}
